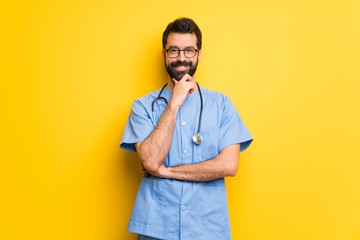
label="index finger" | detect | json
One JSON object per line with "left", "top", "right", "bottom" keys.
{"left": 178, "top": 74, "right": 192, "bottom": 83}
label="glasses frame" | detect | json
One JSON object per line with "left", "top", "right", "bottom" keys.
{"left": 165, "top": 48, "right": 199, "bottom": 58}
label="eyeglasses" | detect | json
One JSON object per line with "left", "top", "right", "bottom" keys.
{"left": 165, "top": 48, "right": 199, "bottom": 58}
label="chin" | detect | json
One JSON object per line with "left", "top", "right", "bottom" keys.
{"left": 173, "top": 71, "right": 189, "bottom": 81}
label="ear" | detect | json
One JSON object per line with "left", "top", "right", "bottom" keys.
{"left": 162, "top": 49, "right": 165, "bottom": 61}
{"left": 198, "top": 49, "right": 202, "bottom": 63}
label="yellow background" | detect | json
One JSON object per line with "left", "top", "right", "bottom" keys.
{"left": 1, "top": 0, "right": 360, "bottom": 239}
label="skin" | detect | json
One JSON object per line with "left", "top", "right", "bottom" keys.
{"left": 135, "top": 32, "right": 240, "bottom": 181}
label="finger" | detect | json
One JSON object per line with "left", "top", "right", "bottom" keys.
{"left": 188, "top": 88, "right": 196, "bottom": 95}
{"left": 189, "top": 81, "right": 198, "bottom": 94}
{"left": 178, "top": 74, "right": 192, "bottom": 83}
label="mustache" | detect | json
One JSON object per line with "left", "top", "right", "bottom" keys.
{"left": 170, "top": 61, "right": 192, "bottom": 68}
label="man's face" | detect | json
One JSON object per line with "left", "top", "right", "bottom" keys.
{"left": 163, "top": 32, "right": 201, "bottom": 81}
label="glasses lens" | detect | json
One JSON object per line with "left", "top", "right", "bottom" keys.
{"left": 167, "top": 48, "right": 197, "bottom": 58}
{"left": 184, "top": 49, "right": 196, "bottom": 58}
{"left": 168, "top": 49, "right": 179, "bottom": 58}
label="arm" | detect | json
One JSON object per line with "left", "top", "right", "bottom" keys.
{"left": 135, "top": 74, "right": 197, "bottom": 172}
{"left": 135, "top": 103, "right": 178, "bottom": 172}
{"left": 148, "top": 143, "right": 240, "bottom": 181}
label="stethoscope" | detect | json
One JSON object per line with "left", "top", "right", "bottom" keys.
{"left": 151, "top": 82, "right": 203, "bottom": 144}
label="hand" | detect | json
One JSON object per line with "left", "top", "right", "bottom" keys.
{"left": 147, "top": 164, "right": 169, "bottom": 178}
{"left": 169, "top": 74, "right": 197, "bottom": 108}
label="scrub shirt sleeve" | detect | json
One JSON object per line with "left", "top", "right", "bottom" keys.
{"left": 120, "top": 99, "right": 155, "bottom": 152}
{"left": 219, "top": 96, "right": 253, "bottom": 152}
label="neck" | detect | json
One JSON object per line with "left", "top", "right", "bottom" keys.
{"left": 166, "top": 75, "right": 197, "bottom": 93}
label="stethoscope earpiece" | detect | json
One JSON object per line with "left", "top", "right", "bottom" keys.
{"left": 152, "top": 82, "right": 203, "bottom": 145}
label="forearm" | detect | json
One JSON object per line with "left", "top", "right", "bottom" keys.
{"left": 152, "top": 144, "right": 240, "bottom": 181}
{"left": 167, "top": 156, "right": 236, "bottom": 181}
{"left": 137, "top": 103, "right": 179, "bottom": 172}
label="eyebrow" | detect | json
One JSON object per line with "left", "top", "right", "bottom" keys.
{"left": 168, "top": 45, "right": 196, "bottom": 49}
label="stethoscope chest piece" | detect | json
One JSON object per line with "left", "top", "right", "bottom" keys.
{"left": 192, "top": 133, "right": 203, "bottom": 145}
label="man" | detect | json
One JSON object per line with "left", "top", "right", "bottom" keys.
{"left": 120, "top": 17, "right": 253, "bottom": 240}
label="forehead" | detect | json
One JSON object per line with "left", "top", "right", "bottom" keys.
{"left": 166, "top": 32, "right": 197, "bottom": 48}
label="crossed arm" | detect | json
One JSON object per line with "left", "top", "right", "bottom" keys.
{"left": 137, "top": 139, "right": 240, "bottom": 182}
{"left": 146, "top": 143, "right": 240, "bottom": 182}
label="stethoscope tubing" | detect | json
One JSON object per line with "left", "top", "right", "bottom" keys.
{"left": 151, "top": 83, "right": 168, "bottom": 111}
{"left": 197, "top": 82, "right": 203, "bottom": 134}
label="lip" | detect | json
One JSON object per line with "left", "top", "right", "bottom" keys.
{"left": 174, "top": 66, "right": 189, "bottom": 71}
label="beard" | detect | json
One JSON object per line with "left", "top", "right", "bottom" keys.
{"left": 165, "top": 59, "right": 198, "bottom": 81}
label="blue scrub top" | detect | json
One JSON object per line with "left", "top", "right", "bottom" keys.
{"left": 120, "top": 85, "right": 253, "bottom": 240}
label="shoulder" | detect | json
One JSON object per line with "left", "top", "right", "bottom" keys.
{"left": 200, "top": 86, "right": 232, "bottom": 108}
{"left": 131, "top": 87, "right": 163, "bottom": 109}
{"left": 200, "top": 86, "right": 238, "bottom": 124}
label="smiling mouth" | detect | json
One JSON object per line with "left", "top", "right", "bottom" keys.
{"left": 174, "top": 66, "right": 189, "bottom": 71}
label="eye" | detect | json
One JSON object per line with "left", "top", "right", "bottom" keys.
{"left": 168, "top": 49, "right": 179, "bottom": 54}
{"left": 185, "top": 48, "right": 195, "bottom": 54}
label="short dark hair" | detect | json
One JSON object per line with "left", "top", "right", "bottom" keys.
{"left": 162, "top": 17, "right": 202, "bottom": 50}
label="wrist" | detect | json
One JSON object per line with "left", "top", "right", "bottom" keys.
{"left": 162, "top": 166, "right": 172, "bottom": 179}
{"left": 167, "top": 100, "right": 180, "bottom": 112}
{"left": 156, "top": 165, "right": 171, "bottom": 179}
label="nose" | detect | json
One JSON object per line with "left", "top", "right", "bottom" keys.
{"left": 177, "top": 50, "right": 186, "bottom": 61}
